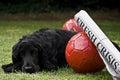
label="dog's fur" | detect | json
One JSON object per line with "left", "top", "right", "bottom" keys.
{"left": 2, "top": 29, "right": 120, "bottom": 73}
{"left": 2, "top": 29, "right": 77, "bottom": 73}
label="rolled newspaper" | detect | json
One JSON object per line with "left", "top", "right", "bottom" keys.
{"left": 74, "top": 10, "right": 120, "bottom": 80}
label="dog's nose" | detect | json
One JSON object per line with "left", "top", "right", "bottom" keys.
{"left": 22, "top": 66, "right": 34, "bottom": 73}
{"left": 24, "top": 66, "right": 32, "bottom": 70}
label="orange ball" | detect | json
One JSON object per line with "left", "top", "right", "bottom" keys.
{"left": 66, "top": 32, "right": 105, "bottom": 73}
{"left": 62, "top": 18, "right": 83, "bottom": 32}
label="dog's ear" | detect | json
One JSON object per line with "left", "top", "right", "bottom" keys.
{"left": 35, "top": 44, "right": 45, "bottom": 65}
{"left": 35, "top": 44, "right": 43, "bottom": 55}
{"left": 12, "top": 43, "right": 22, "bottom": 64}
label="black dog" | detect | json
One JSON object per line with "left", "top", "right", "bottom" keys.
{"left": 2, "top": 29, "right": 77, "bottom": 73}
{"left": 2, "top": 29, "right": 120, "bottom": 73}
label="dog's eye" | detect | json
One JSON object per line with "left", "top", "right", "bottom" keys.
{"left": 30, "top": 49, "right": 37, "bottom": 55}
{"left": 30, "top": 50, "right": 34, "bottom": 54}
{"left": 20, "top": 50, "right": 24, "bottom": 55}
{"left": 30, "top": 48, "right": 38, "bottom": 56}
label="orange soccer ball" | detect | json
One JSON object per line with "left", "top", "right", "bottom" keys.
{"left": 62, "top": 18, "right": 83, "bottom": 32}
{"left": 66, "top": 32, "right": 105, "bottom": 73}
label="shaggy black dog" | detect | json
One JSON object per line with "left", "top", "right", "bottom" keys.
{"left": 2, "top": 29, "right": 120, "bottom": 73}
{"left": 2, "top": 29, "right": 77, "bottom": 73}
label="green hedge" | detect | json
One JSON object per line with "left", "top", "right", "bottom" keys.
{"left": 0, "top": 0, "right": 119, "bottom": 13}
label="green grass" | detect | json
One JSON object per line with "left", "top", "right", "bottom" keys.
{"left": 0, "top": 20, "right": 120, "bottom": 80}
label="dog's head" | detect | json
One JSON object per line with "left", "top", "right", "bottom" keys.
{"left": 12, "top": 37, "right": 43, "bottom": 73}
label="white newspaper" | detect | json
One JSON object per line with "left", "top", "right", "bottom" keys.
{"left": 74, "top": 10, "right": 120, "bottom": 80}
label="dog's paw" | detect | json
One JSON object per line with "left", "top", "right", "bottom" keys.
{"left": 47, "top": 65, "right": 58, "bottom": 71}
{"left": 2, "top": 63, "right": 14, "bottom": 73}
{"left": 44, "top": 62, "right": 58, "bottom": 71}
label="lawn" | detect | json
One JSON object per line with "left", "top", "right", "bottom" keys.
{"left": 0, "top": 20, "right": 120, "bottom": 80}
